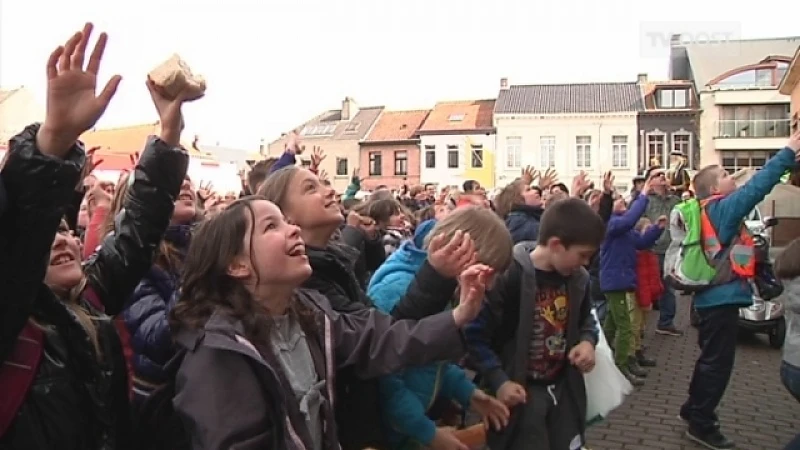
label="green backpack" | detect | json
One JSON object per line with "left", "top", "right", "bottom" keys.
{"left": 664, "top": 198, "right": 755, "bottom": 292}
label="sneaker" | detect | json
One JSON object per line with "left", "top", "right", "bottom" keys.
{"left": 627, "top": 356, "right": 648, "bottom": 377}
{"left": 621, "top": 368, "right": 645, "bottom": 386}
{"left": 685, "top": 428, "right": 735, "bottom": 449}
{"left": 635, "top": 350, "right": 657, "bottom": 367}
{"left": 656, "top": 325, "right": 684, "bottom": 336}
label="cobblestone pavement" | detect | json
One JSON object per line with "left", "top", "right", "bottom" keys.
{"left": 586, "top": 299, "right": 798, "bottom": 450}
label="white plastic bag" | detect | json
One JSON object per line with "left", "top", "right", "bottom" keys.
{"left": 584, "top": 309, "right": 633, "bottom": 425}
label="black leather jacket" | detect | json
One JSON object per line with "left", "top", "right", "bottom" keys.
{"left": 0, "top": 124, "right": 189, "bottom": 450}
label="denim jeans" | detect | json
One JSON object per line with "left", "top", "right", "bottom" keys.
{"left": 657, "top": 253, "right": 677, "bottom": 328}
{"left": 681, "top": 305, "right": 739, "bottom": 433}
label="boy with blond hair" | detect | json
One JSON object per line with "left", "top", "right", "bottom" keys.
{"left": 368, "top": 206, "right": 513, "bottom": 450}
{"left": 465, "top": 198, "right": 605, "bottom": 449}
{"left": 679, "top": 130, "right": 800, "bottom": 449}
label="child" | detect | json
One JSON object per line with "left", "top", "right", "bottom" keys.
{"left": 632, "top": 217, "right": 663, "bottom": 368}
{"left": 600, "top": 176, "right": 664, "bottom": 387}
{"left": 368, "top": 207, "right": 513, "bottom": 450}
{"left": 464, "top": 198, "right": 605, "bottom": 449}
{"left": 678, "top": 130, "right": 800, "bottom": 449}
{"left": 169, "top": 197, "right": 491, "bottom": 449}
{"left": 774, "top": 238, "right": 800, "bottom": 450}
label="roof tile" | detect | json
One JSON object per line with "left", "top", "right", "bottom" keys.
{"left": 365, "top": 110, "right": 430, "bottom": 142}
{"left": 418, "top": 99, "right": 495, "bottom": 133}
{"left": 495, "top": 83, "right": 644, "bottom": 115}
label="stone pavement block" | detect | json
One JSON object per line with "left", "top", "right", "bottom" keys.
{"left": 585, "top": 297, "right": 798, "bottom": 450}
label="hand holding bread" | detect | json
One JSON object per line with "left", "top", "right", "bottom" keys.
{"left": 148, "top": 54, "right": 206, "bottom": 101}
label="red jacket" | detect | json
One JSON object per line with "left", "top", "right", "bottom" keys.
{"left": 635, "top": 250, "right": 663, "bottom": 308}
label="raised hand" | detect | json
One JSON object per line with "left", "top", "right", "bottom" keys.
{"left": 602, "top": 171, "right": 615, "bottom": 193}
{"left": 540, "top": 168, "right": 558, "bottom": 189}
{"left": 319, "top": 169, "right": 330, "bottom": 183}
{"left": 310, "top": 146, "right": 326, "bottom": 171}
{"left": 427, "top": 230, "right": 476, "bottom": 279}
{"left": 38, "top": 22, "right": 122, "bottom": 157}
{"left": 571, "top": 171, "right": 591, "bottom": 198}
{"left": 452, "top": 264, "right": 493, "bottom": 327}
{"left": 197, "top": 180, "right": 214, "bottom": 202}
{"left": 147, "top": 74, "right": 197, "bottom": 147}
{"left": 520, "top": 165, "right": 537, "bottom": 186}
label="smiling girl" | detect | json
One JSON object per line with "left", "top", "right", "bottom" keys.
{"left": 259, "top": 166, "right": 478, "bottom": 449}
{"left": 169, "top": 197, "right": 490, "bottom": 450}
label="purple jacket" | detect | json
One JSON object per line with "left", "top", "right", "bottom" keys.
{"left": 599, "top": 194, "right": 663, "bottom": 292}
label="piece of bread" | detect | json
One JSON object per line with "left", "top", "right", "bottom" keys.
{"left": 148, "top": 54, "right": 206, "bottom": 101}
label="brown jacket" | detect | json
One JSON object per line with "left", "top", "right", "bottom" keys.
{"left": 173, "top": 289, "right": 466, "bottom": 450}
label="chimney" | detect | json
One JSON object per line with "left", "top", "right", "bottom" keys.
{"left": 637, "top": 73, "right": 648, "bottom": 84}
{"left": 341, "top": 97, "right": 359, "bottom": 121}
{"left": 500, "top": 77, "right": 509, "bottom": 90}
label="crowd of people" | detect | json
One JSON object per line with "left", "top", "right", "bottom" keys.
{"left": 1, "top": 23, "right": 799, "bottom": 450}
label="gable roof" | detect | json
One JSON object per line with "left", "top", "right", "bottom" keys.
{"left": 297, "top": 106, "right": 385, "bottom": 141}
{"left": 80, "top": 122, "right": 210, "bottom": 157}
{"left": 495, "top": 83, "right": 644, "bottom": 115}
{"left": 364, "top": 110, "right": 430, "bottom": 142}
{"left": 680, "top": 36, "right": 800, "bottom": 89}
{"left": 418, "top": 99, "right": 495, "bottom": 134}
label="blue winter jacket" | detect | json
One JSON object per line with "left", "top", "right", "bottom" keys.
{"left": 599, "top": 193, "right": 663, "bottom": 292}
{"left": 122, "top": 224, "right": 190, "bottom": 402}
{"left": 504, "top": 204, "right": 543, "bottom": 244}
{"left": 368, "top": 241, "right": 475, "bottom": 448}
{"left": 694, "top": 147, "right": 798, "bottom": 309}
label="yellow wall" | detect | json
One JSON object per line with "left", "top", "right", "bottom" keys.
{"left": 462, "top": 135, "right": 496, "bottom": 188}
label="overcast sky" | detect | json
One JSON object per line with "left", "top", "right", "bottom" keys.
{"left": 0, "top": 0, "right": 796, "bottom": 149}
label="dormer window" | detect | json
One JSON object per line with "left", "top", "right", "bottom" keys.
{"left": 344, "top": 122, "right": 360, "bottom": 134}
{"left": 658, "top": 89, "right": 689, "bottom": 108}
{"left": 448, "top": 114, "right": 465, "bottom": 122}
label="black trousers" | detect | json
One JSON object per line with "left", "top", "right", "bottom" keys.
{"left": 681, "top": 305, "right": 739, "bottom": 433}
{"left": 488, "top": 378, "right": 584, "bottom": 450}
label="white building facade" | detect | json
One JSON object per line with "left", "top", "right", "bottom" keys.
{"left": 419, "top": 132, "right": 496, "bottom": 189}
{"left": 493, "top": 81, "right": 643, "bottom": 192}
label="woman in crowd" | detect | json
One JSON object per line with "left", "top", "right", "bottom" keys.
{"left": 0, "top": 23, "right": 192, "bottom": 449}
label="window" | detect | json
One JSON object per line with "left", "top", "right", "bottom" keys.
{"left": 300, "top": 122, "right": 337, "bottom": 136}
{"left": 505, "top": 137, "right": 522, "bottom": 168}
{"left": 300, "top": 159, "right": 311, "bottom": 168}
{"left": 344, "top": 122, "right": 360, "bottom": 134}
{"left": 672, "top": 133, "right": 692, "bottom": 163}
{"left": 717, "top": 104, "right": 791, "bottom": 138}
{"left": 716, "top": 65, "right": 786, "bottom": 88}
{"left": 425, "top": 149, "right": 436, "bottom": 168}
{"left": 335, "top": 157, "right": 348, "bottom": 176}
{"left": 447, "top": 145, "right": 459, "bottom": 168}
{"left": 539, "top": 136, "right": 556, "bottom": 168}
{"left": 646, "top": 133, "right": 666, "bottom": 167}
{"left": 720, "top": 150, "right": 779, "bottom": 173}
{"left": 448, "top": 114, "right": 465, "bottom": 122}
{"left": 657, "top": 89, "right": 689, "bottom": 108}
{"left": 777, "top": 62, "right": 789, "bottom": 85}
{"left": 611, "top": 135, "right": 628, "bottom": 168}
{"left": 470, "top": 144, "right": 484, "bottom": 168}
{"left": 394, "top": 151, "right": 408, "bottom": 176}
{"left": 575, "top": 136, "right": 591, "bottom": 168}
{"left": 369, "top": 152, "right": 382, "bottom": 176}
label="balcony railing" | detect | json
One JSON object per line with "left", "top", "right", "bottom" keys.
{"left": 716, "top": 119, "right": 791, "bottom": 139}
